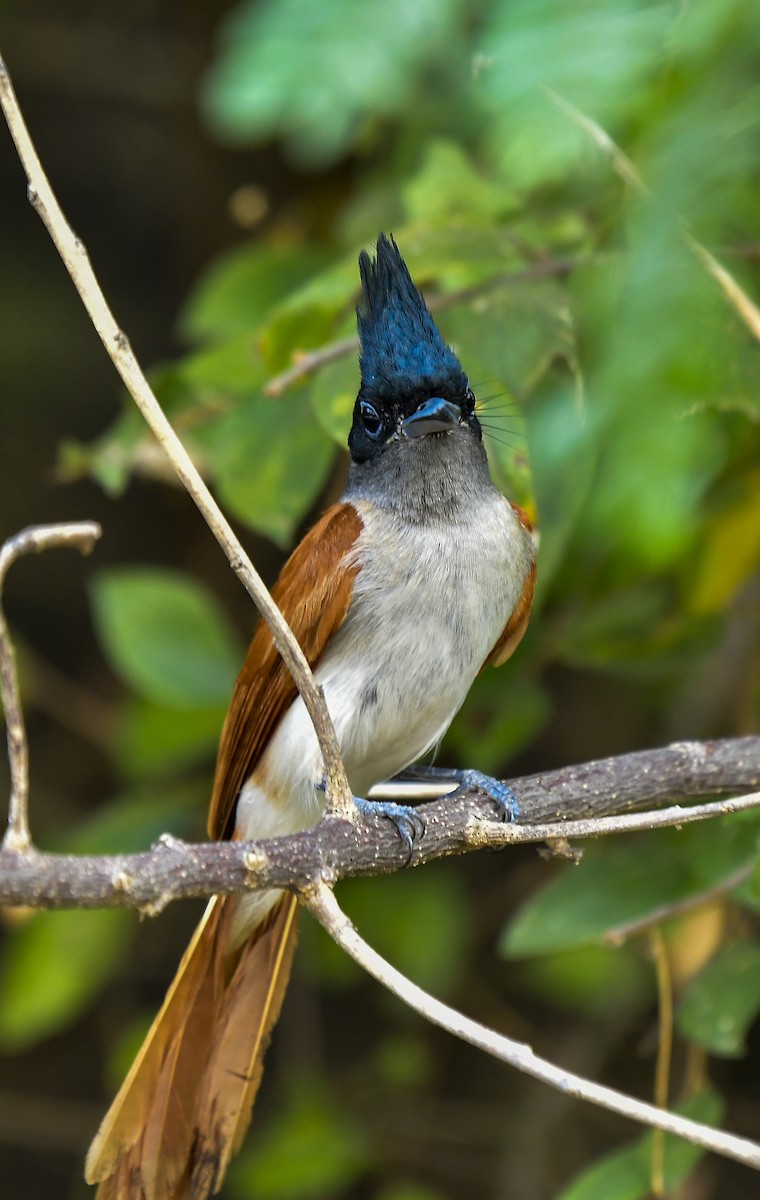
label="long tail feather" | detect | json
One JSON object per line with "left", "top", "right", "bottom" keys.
{"left": 85, "top": 894, "right": 299, "bottom": 1200}
{"left": 86, "top": 897, "right": 223, "bottom": 1192}
{"left": 190, "top": 895, "right": 299, "bottom": 1196}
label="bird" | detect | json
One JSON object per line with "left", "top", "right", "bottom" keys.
{"left": 85, "top": 233, "right": 536, "bottom": 1199}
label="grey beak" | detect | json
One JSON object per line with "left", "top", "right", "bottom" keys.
{"left": 401, "top": 397, "right": 462, "bottom": 439}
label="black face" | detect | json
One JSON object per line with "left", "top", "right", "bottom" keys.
{"left": 348, "top": 385, "right": 481, "bottom": 464}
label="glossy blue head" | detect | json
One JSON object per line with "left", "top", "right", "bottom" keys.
{"left": 349, "top": 234, "right": 480, "bottom": 464}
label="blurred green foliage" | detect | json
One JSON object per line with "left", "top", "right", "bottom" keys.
{"left": 228, "top": 1081, "right": 370, "bottom": 1200}
{"left": 90, "top": 567, "right": 244, "bottom": 709}
{"left": 557, "top": 1091, "right": 724, "bottom": 1200}
{"left": 677, "top": 942, "right": 760, "bottom": 1058}
{"left": 4, "top": 1, "right": 760, "bottom": 1197}
{"left": 503, "top": 817, "right": 760, "bottom": 958}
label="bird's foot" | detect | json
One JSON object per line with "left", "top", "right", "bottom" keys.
{"left": 450, "top": 769, "right": 519, "bottom": 823}
{"left": 396, "top": 765, "right": 519, "bottom": 823}
{"left": 353, "top": 796, "right": 425, "bottom": 863}
{"left": 316, "top": 777, "right": 424, "bottom": 862}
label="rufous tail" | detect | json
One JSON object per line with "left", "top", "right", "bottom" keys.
{"left": 85, "top": 893, "right": 299, "bottom": 1200}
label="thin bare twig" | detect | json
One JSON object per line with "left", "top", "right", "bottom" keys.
{"left": 471, "top": 790, "right": 760, "bottom": 847}
{"left": 649, "top": 927, "right": 674, "bottom": 1196}
{"left": 264, "top": 335, "right": 358, "bottom": 396}
{"left": 304, "top": 882, "right": 760, "bottom": 1174}
{"left": 0, "top": 522, "right": 101, "bottom": 851}
{"left": 0, "top": 51, "right": 353, "bottom": 818}
{"left": 688, "top": 237, "right": 760, "bottom": 343}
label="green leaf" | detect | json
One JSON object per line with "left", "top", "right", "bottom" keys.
{"left": 310, "top": 353, "right": 358, "bottom": 445}
{"left": 677, "top": 941, "right": 760, "bottom": 1058}
{"left": 181, "top": 242, "right": 331, "bottom": 342}
{"left": 502, "top": 817, "right": 760, "bottom": 958}
{"left": 263, "top": 256, "right": 359, "bottom": 320}
{"left": 480, "top": 0, "right": 672, "bottom": 190}
{"left": 115, "top": 698, "right": 225, "bottom": 781}
{"left": 58, "top": 403, "right": 148, "bottom": 496}
{"left": 179, "top": 333, "right": 265, "bottom": 396}
{"left": 689, "top": 469, "right": 760, "bottom": 617}
{"left": 440, "top": 282, "right": 575, "bottom": 396}
{"left": 59, "top": 368, "right": 219, "bottom": 493}
{"left": 402, "top": 139, "right": 515, "bottom": 224}
{"left": 229, "top": 1082, "right": 369, "bottom": 1199}
{"left": 258, "top": 303, "right": 342, "bottom": 376}
{"left": 210, "top": 392, "right": 336, "bottom": 546}
{"left": 0, "top": 908, "right": 132, "bottom": 1050}
{"left": 90, "top": 567, "right": 243, "bottom": 708}
{"left": 202, "top": 0, "right": 460, "bottom": 165}
{"left": 436, "top": 281, "right": 574, "bottom": 507}
{"left": 0, "top": 787, "right": 203, "bottom": 1052}
{"left": 517, "top": 943, "right": 652, "bottom": 1016}
{"left": 556, "top": 1089, "right": 723, "bottom": 1200}
{"left": 386, "top": 224, "right": 524, "bottom": 292}
{"left": 313, "top": 868, "right": 470, "bottom": 996}
{"left": 524, "top": 383, "right": 600, "bottom": 593}
{"left": 554, "top": 585, "right": 670, "bottom": 672}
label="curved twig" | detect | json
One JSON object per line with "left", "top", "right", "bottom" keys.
{"left": 0, "top": 51, "right": 352, "bottom": 818}
{"left": 304, "top": 882, "right": 760, "bottom": 1174}
{"left": 0, "top": 522, "right": 101, "bottom": 851}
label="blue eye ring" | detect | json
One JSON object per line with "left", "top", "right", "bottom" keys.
{"left": 360, "top": 400, "right": 383, "bottom": 439}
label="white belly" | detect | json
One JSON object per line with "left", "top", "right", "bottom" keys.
{"left": 230, "top": 490, "right": 533, "bottom": 941}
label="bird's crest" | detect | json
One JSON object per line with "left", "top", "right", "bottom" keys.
{"left": 357, "top": 234, "right": 468, "bottom": 400}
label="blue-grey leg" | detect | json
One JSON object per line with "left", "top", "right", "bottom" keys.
{"left": 318, "top": 779, "right": 424, "bottom": 863}
{"left": 394, "top": 765, "right": 519, "bottom": 823}
{"left": 353, "top": 796, "right": 425, "bottom": 863}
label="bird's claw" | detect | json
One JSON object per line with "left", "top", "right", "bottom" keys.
{"left": 392, "top": 765, "right": 520, "bottom": 823}
{"left": 353, "top": 796, "right": 425, "bottom": 863}
{"left": 450, "top": 769, "right": 519, "bottom": 823}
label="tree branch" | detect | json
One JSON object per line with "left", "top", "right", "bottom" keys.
{"left": 0, "top": 738, "right": 758, "bottom": 910}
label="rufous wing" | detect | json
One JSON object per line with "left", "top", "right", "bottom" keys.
{"left": 208, "top": 501, "right": 363, "bottom": 839}
{"left": 486, "top": 504, "right": 536, "bottom": 669}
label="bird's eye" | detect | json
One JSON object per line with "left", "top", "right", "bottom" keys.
{"left": 360, "top": 401, "right": 383, "bottom": 439}
{"left": 464, "top": 388, "right": 476, "bottom": 415}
